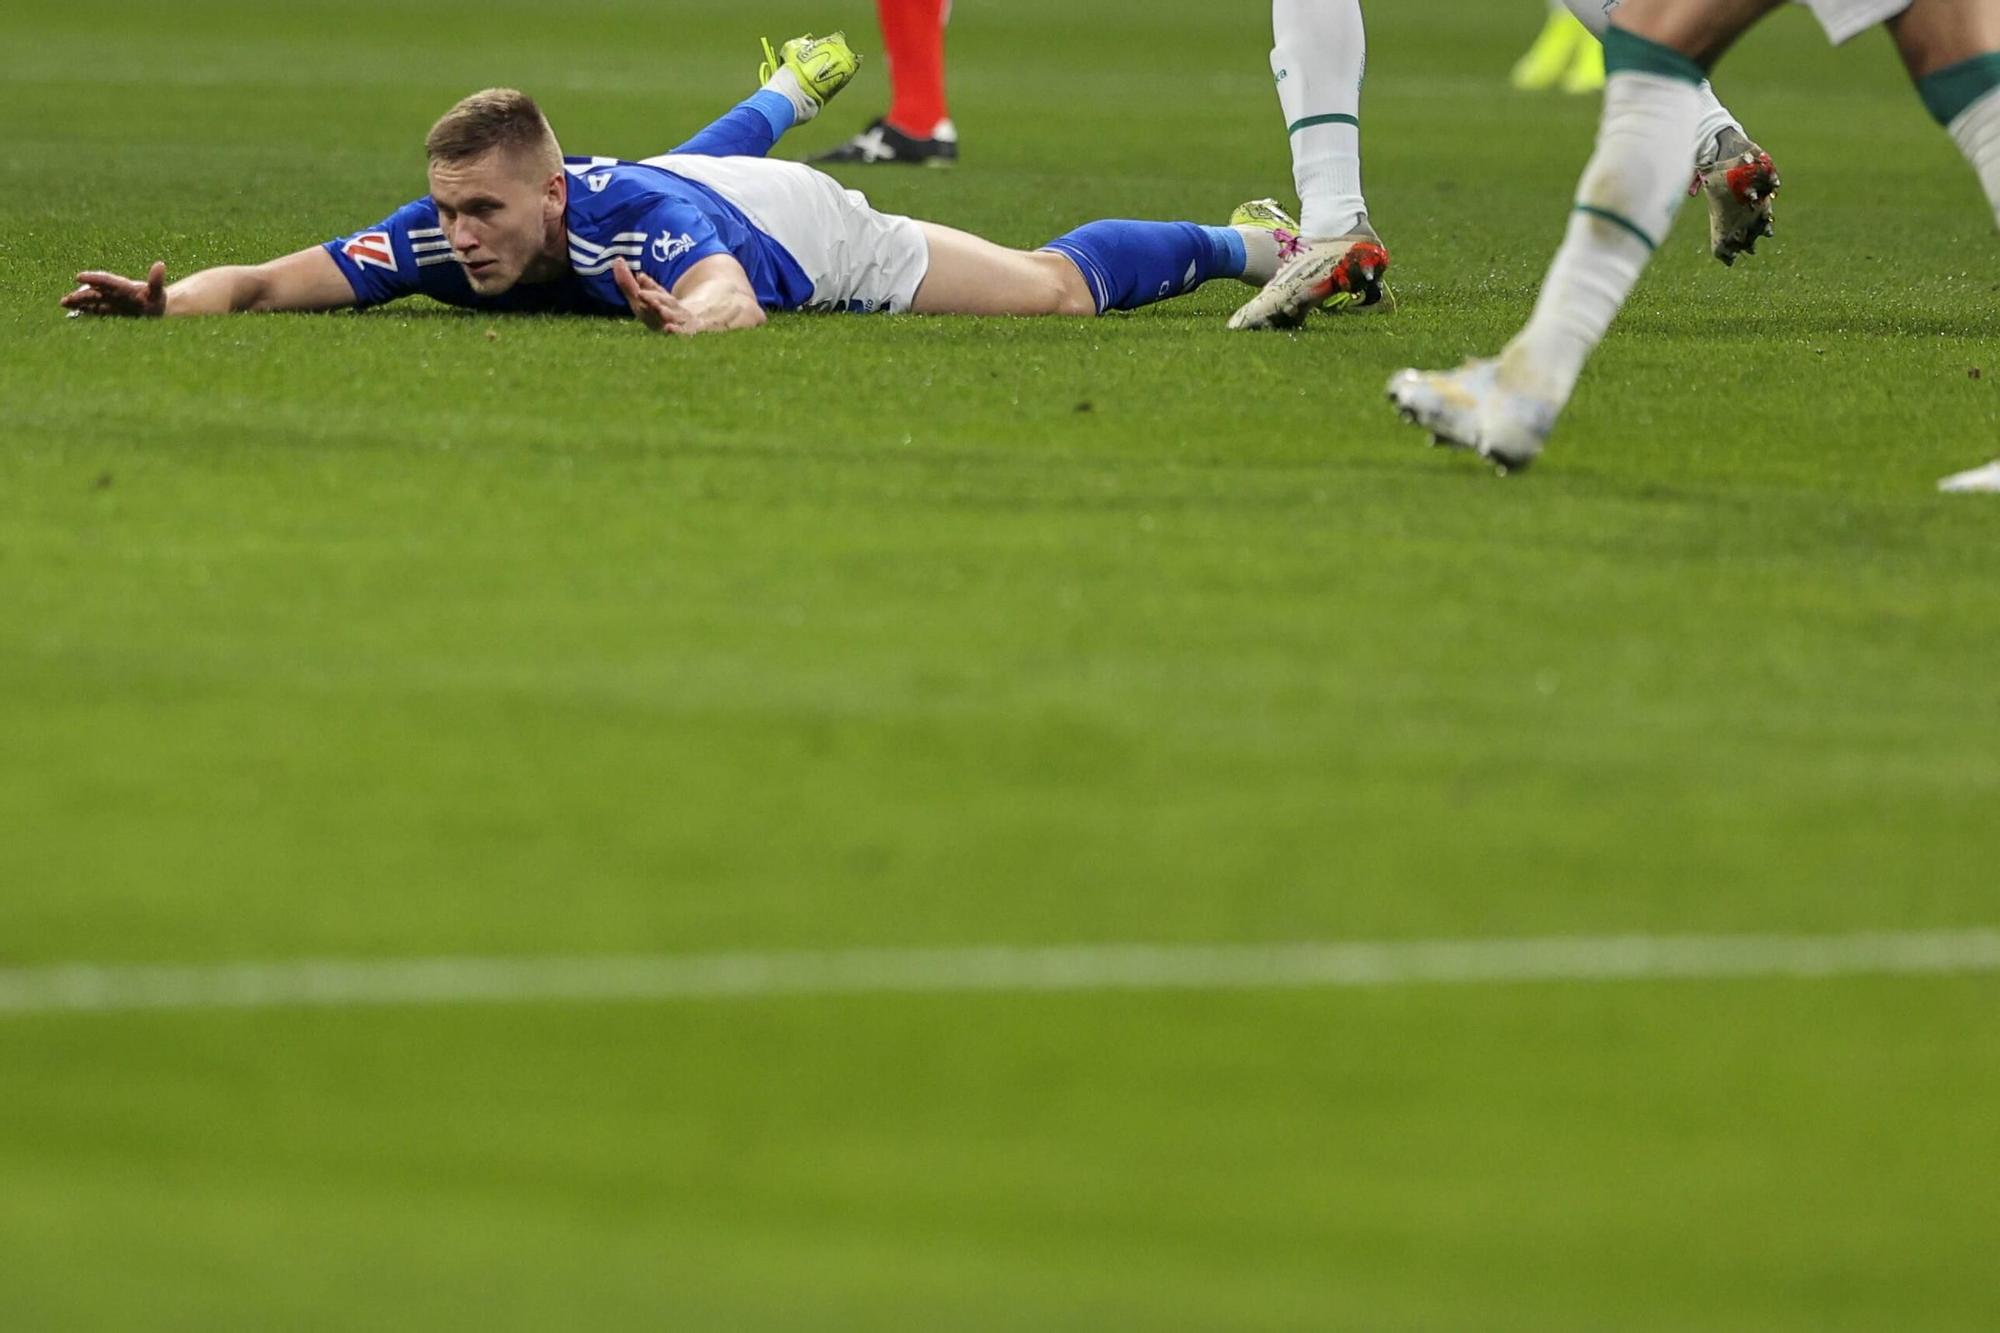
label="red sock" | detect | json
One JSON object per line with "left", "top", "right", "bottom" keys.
{"left": 878, "top": 0, "right": 950, "bottom": 137}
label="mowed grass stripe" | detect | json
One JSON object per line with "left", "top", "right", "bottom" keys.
{"left": 5, "top": 928, "right": 1997, "bottom": 1017}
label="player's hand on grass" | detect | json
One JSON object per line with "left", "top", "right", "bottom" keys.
{"left": 62, "top": 261, "right": 168, "bottom": 317}
{"left": 612, "top": 258, "right": 698, "bottom": 336}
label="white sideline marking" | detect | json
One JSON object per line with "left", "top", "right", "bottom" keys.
{"left": 1, "top": 930, "right": 1996, "bottom": 1019}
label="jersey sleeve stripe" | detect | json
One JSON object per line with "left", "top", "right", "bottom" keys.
{"left": 568, "top": 230, "right": 652, "bottom": 255}
{"left": 569, "top": 245, "right": 645, "bottom": 263}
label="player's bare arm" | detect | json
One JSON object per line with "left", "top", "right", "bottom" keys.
{"left": 611, "top": 254, "right": 766, "bottom": 335}
{"left": 671, "top": 253, "right": 767, "bottom": 331}
{"left": 61, "top": 246, "right": 358, "bottom": 318}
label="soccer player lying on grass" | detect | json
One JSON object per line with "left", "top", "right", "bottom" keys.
{"left": 1388, "top": 0, "right": 2000, "bottom": 473}
{"left": 61, "top": 34, "right": 1304, "bottom": 334}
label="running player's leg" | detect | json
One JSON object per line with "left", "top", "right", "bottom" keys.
{"left": 1890, "top": 0, "right": 2000, "bottom": 226}
{"left": 1387, "top": 0, "right": 1784, "bottom": 470}
{"left": 1228, "top": 0, "right": 1394, "bottom": 329}
{"left": 812, "top": 0, "right": 959, "bottom": 166}
{"left": 670, "top": 33, "right": 860, "bottom": 158}
{"left": 882, "top": 0, "right": 952, "bottom": 141}
{"left": 910, "top": 214, "right": 1286, "bottom": 317}
{"left": 1559, "top": 0, "right": 1776, "bottom": 262}
{"left": 1273, "top": 0, "right": 1368, "bottom": 241}
{"left": 1561, "top": 0, "right": 1743, "bottom": 156}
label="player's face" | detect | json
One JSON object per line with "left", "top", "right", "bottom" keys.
{"left": 429, "top": 149, "right": 564, "bottom": 294}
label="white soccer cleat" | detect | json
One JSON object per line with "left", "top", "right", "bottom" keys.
{"left": 1694, "top": 127, "right": 1779, "bottom": 267}
{"left": 1938, "top": 460, "right": 2000, "bottom": 493}
{"left": 1385, "top": 358, "right": 1560, "bottom": 475}
{"left": 1226, "top": 222, "right": 1393, "bottom": 330}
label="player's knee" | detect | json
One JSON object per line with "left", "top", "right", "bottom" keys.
{"left": 1036, "top": 256, "right": 1098, "bottom": 317}
{"left": 1051, "top": 281, "right": 1099, "bottom": 318}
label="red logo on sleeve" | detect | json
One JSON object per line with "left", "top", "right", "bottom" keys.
{"left": 342, "top": 232, "right": 397, "bottom": 272}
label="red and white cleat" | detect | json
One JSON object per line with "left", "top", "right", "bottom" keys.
{"left": 1228, "top": 223, "right": 1395, "bottom": 329}
{"left": 1694, "top": 127, "right": 1780, "bottom": 267}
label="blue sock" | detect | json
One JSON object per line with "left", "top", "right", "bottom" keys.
{"left": 669, "top": 90, "right": 795, "bottom": 158}
{"left": 1040, "top": 220, "right": 1244, "bottom": 314}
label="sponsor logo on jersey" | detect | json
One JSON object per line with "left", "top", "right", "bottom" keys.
{"left": 342, "top": 232, "right": 397, "bottom": 272}
{"left": 652, "top": 231, "right": 696, "bottom": 264}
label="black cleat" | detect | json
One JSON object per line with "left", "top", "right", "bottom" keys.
{"left": 809, "top": 117, "right": 958, "bottom": 167}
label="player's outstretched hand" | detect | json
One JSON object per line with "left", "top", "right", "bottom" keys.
{"left": 62, "top": 261, "right": 168, "bottom": 318}
{"left": 612, "top": 258, "right": 698, "bottom": 336}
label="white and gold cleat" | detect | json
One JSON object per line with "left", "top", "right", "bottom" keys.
{"left": 1939, "top": 460, "right": 2000, "bottom": 493}
{"left": 1386, "top": 358, "right": 1560, "bottom": 475}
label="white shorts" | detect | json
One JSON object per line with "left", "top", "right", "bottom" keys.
{"left": 1797, "top": 0, "right": 1911, "bottom": 46}
{"left": 640, "top": 153, "right": 931, "bottom": 313}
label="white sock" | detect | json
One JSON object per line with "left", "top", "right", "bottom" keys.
{"left": 1271, "top": 0, "right": 1368, "bottom": 238}
{"left": 1690, "top": 85, "right": 1742, "bottom": 167}
{"left": 1558, "top": 0, "right": 1744, "bottom": 168}
{"left": 1235, "top": 226, "right": 1283, "bottom": 284}
{"left": 1500, "top": 70, "right": 1702, "bottom": 406}
{"left": 1949, "top": 85, "right": 2000, "bottom": 229}
{"left": 763, "top": 66, "right": 818, "bottom": 123}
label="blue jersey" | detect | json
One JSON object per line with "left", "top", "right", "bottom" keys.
{"left": 324, "top": 156, "right": 816, "bottom": 315}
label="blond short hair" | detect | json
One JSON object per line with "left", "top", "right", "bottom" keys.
{"left": 425, "top": 88, "right": 561, "bottom": 172}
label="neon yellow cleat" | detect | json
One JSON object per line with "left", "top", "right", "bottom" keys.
{"left": 1560, "top": 36, "right": 1606, "bottom": 95}
{"left": 1229, "top": 197, "right": 1301, "bottom": 236}
{"left": 1511, "top": 9, "right": 1595, "bottom": 93}
{"left": 758, "top": 32, "right": 861, "bottom": 115}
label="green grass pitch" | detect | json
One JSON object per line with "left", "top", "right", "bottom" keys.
{"left": 3, "top": 0, "right": 1999, "bottom": 1326}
